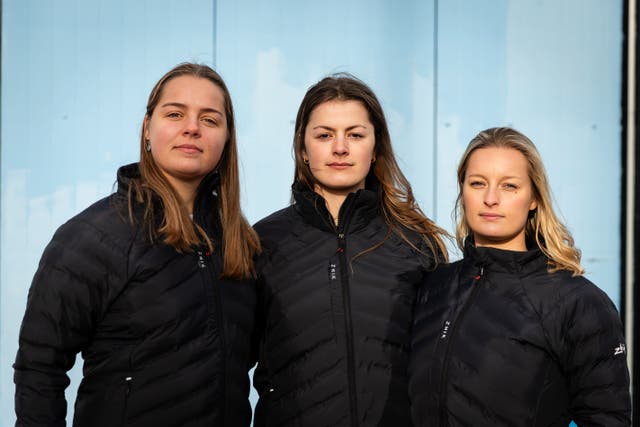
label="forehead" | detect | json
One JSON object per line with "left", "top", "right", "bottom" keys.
{"left": 159, "top": 75, "right": 225, "bottom": 106}
{"left": 466, "top": 147, "right": 529, "bottom": 176}
{"left": 307, "top": 99, "right": 370, "bottom": 124}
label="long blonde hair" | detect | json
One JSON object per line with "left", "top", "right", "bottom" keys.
{"left": 293, "top": 73, "right": 448, "bottom": 262}
{"left": 130, "top": 62, "right": 260, "bottom": 279}
{"left": 455, "top": 127, "right": 583, "bottom": 275}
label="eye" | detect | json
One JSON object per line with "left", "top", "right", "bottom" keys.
{"left": 316, "top": 132, "right": 332, "bottom": 140}
{"left": 348, "top": 132, "right": 364, "bottom": 139}
{"left": 201, "top": 116, "right": 219, "bottom": 126}
{"left": 468, "top": 180, "right": 485, "bottom": 188}
{"left": 502, "top": 182, "right": 518, "bottom": 191}
{"left": 166, "top": 111, "right": 182, "bottom": 119}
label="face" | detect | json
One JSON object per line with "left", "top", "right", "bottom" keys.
{"left": 303, "top": 100, "right": 375, "bottom": 197}
{"left": 144, "top": 75, "right": 227, "bottom": 189}
{"left": 462, "top": 147, "right": 538, "bottom": 251}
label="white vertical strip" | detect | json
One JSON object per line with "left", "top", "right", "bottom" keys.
{"left": 626, "top": 0, "right": 636, "bottom": 401}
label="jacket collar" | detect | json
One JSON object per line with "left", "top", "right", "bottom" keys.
{"left": 463, "top": 237, "right": 549, "bottom": 276}
{"left": 116, "top": 162, "right": 221, "bottom": 233}
{"left": 291, "top": 181, "right": 380, "bottom": 234}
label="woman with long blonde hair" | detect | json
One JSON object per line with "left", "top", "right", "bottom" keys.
{"left": 409, "top": 127, "right": 630, "bottom": 426}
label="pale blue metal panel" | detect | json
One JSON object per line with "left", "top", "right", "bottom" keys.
{"left": 435, "top": 0, "right": 623, "bottom": 309}
{"left": 1, "top": 1, "right": 215, "bottom": 424}
{"left": 215, "top": 0, "right": 439, "bottom": 225}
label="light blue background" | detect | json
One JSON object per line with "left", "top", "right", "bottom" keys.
{"left": 1, "top": 1, "right": 622, "bottom": 425}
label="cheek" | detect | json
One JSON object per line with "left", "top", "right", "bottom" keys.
{"left": 305, "top": 143, "right": 324, "bottom": 162}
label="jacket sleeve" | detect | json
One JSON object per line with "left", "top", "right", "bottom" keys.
{"left": 13, "top": 216, "right": 128, "bottom": 427}
{"left": 557, "top": 279, "right": 631, "bottom": 426}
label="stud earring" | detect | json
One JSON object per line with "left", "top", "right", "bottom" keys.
{"left": 145, "top": 140, "right": 151, "bottom": 152}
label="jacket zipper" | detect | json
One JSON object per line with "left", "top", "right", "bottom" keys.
{"left": 438, "top": 266, "right": 484, "bottom": 426}
{"left": 333, "top": 194, "right": 359, "bottom": 427}
{"left": 197, "top": 249, "right": 227, "bottom": 424}
{"left": 121, "top": 375, "right": 132, "bottom": 426}
{"left": 121, "top": 350, "right": 134, "bottom": 425}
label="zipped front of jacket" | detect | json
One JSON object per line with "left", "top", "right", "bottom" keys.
{"left": 197, "top": 247, "right": 227, "bottom": 425}
{"left": 437, "top": 265, "right": 485, "bottom": 426}
{"left": 332, "top": 193, "right": 360, "bottom": 427}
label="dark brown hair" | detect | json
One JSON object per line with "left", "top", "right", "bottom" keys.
{"left": 293, "top": 73, "right": 448, "bottom": 261}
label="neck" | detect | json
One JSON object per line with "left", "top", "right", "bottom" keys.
{"left": 168, "top": 178, "right": 200, "bottom": 215}
{"left": 314, "top": 187, "right": 350, "bottom": 225}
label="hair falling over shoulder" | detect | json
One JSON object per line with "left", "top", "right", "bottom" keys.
{"left": 455, "top": 127, "right": 583, "bottom": 275}
{"left": 130, "top": 62, "right": 260, "bottom": 279}
{"left": 292, "top": 73, "right": 449, "bottom": 264}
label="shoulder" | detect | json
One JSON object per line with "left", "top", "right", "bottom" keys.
{"left": 532, "top": 270, "right": 620, "bottom": 319}
{"left": 425, "top": 259, "right": 463, "bottom": 284}
{"left": 531, "top": 271, "right": 624, "bottom": 356}
{"left": 555, "top": 273, "right": 621, "bottom": 325}
{"left": 253, "top": 206, "right": 297, "bottom": 241}
{"left": 418, "top": 259, "right": 462, "bottom": 291}
{"left": 44, "top": 193, "right": 137, "bottom": 265}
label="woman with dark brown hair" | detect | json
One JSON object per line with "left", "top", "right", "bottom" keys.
{"left": 253, "top": 73, "right": 448, "bottom": 426}
{"left": 14, "top": 62, "right": 260, "bottom": 427}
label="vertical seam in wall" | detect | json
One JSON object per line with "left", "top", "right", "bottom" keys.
{"left": 0, "top": 0, "right": 3, "bottom": 339}
{"left": 432, "top": 0, "right": 439, "bottom": 218}
{"left": 212, "top": 0, "right": 217, "bottom": 68}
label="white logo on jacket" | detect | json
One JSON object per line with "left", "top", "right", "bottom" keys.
{"left": 441, "top": 321, "right": 451, "bottom": 339}
{"left": 614, "top": 343, "right": 626, "bottom": 356}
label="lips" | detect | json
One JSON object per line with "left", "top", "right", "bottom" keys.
{"left": 479, "top": 213, "right": 503, "bottom": 220}
{"left": 175, "top": 144, "right": 202, "bottom": 153}
{"left": 327, "top": 162, "right": 353, "bottom": 170}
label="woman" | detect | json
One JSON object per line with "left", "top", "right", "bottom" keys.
{"left": 14, "top": 63, "right": 260, "bottom": 427}
{"left": 409, "top": 127, "right": 631, "bottom": 426}
{"left": 253, "top": 74, "right": 448, "bottom": 426}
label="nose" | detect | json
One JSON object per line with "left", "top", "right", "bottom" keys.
{"left": 183, "top": 115, "right": 201, "bottom": 137}
{"left": 333, "top": 134, "right": 348, "bottom": 156}
{"left": 483, "top": 185, "right": 499, "bottom": 207}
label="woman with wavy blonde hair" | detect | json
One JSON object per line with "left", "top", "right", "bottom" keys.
{"left": 454, "top": 126, "right": 581, "bottom": 274}
{"left": 253, "top": 73, "right": 448, "bottom": 426}
{"left": 409, "top": 126, "right": 630, "bottom": 426}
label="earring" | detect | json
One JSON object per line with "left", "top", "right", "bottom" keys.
{"left": 303, "top": 158, "right": 309, "bottom": 165}
{"left": 145, "top": 140, "right": 151, "bottom": 152}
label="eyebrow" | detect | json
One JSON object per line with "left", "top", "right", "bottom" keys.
{"left": 160, "top": 102, "right": 224, "bottom": 116}
{"left": 467, "top": 173, "right": 525, "bottom": 180}
{"left": 311, "top": 124, "right": 368, "bottom": 131}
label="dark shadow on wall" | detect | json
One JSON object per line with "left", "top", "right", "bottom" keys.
{"left": 621, "top": 0, "right": 639, "bottom": 422}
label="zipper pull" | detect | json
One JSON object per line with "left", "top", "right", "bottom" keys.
{"left": 337, "top": 233, "right": 345, "bottom": 253}
{"left": 125, "top": 376, "right": 132, "bottom": 395}
{"left": 474, "top": 266, "right": 484, "bottom": 281}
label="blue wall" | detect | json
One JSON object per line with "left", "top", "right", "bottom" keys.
{"left": 1, "top": 1, "right": 623, "bottom": 425}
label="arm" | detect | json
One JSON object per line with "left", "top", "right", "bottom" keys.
{"left": 14, "top": 216, "right": 127, "bottom": 426}
{"left": 559, "top": 280, "right": 631, "bottom": 426}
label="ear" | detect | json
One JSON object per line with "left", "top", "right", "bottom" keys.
{"left": 143, "top": 115, "right": 150, "bottom": 140}
{"left": 529, "top": 198, "right": 538, "bottom": 211}
{"left": 301, "top": 148, "right": 308, "bottom": 161}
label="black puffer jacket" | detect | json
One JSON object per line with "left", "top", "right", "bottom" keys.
{"left": 14, "top": 163, "right": 256, "bottom": 427}
{"left": 253, "top": 183, "right": 439, "bottom": 427}
{"left": 409, "top": 241, "right": 631, "bottom": 426}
